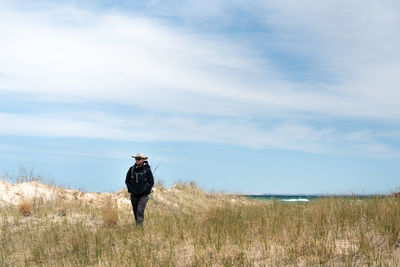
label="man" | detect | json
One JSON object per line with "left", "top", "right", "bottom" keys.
{"left": 125, "top": 153, "right": 154, "bottom": 226}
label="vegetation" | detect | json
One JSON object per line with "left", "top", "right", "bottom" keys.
{"left": 17, "top": 198, "right": 32, "bottom": 216}
{"left": 1, "top": 179, "right": 400, "bottom": 266}
{"left": 102, "top": 196, "right": 119, "bottom": 226}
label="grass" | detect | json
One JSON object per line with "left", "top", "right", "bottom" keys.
{"left": 17, "top": 198, "right": 32, "bottom": 216}
{"left": 102, "top": 196, "right": 118, "bottom": 226}
{"left": 1, "top": 180, "right": 400, "bottom": 266}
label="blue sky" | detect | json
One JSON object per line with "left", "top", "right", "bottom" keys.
{"left": 0, "top": 0, "right": 399, "bottom": 194}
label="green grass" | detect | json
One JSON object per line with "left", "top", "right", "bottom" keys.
{"left": 1, "top": 181, "right": 400, "bottom": 266}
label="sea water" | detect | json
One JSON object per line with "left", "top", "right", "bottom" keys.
{"left": 245, "top": 194, "right": 380, "bottom": 202}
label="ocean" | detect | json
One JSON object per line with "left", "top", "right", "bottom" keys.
{"left": 245, "top": 194, "right": 383, "bottom": 202}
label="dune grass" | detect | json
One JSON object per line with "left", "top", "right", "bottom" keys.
{"left": 17, "top": 198, "right": 33, "bottom": 216}
{"left": 1, "top": 181, "right": 400, "bottom": 266}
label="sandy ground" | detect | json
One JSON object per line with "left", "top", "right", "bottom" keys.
{"left": 0, "top": 179, "right": 248, "bottom": 212}
{"left": 0, "top": 179, "right": 131, "bottom": 208}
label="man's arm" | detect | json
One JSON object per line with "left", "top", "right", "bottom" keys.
{"left": 147, "top": 167, "right": 154, "bottom": 187}
{"left": 125, "top": 167, "right": 131, "bottom": 188}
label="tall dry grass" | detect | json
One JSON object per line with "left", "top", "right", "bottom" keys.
{"left": 1, "top": 181, "right": 400, "bottom": 266}
{"left": 102, "top": 196, "right": 118, "bottom": 226}
{"left": 17, "top": 198, "right": 32, "bottom": 216}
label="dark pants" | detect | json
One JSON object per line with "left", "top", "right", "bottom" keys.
{"left": 130, "top": 194, "right": 149, "bottom": 225}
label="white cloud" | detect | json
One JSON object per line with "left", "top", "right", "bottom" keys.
{"left": 0, "top": 6, "right": 271, "bottom": 98}
{"left": 255, "top": 1, "right": 400, "bottom": 108}
{"left": 1, "top": 1, "right": 400, "bottom": 120}
{"left": 0, "top": 1, "right": 400, "bottom": 159}
{"left": 0, "top": 112, "right": 398, "bottom": 158}
{"left": 146, "top": 0, "right": 400, "bottom": 119}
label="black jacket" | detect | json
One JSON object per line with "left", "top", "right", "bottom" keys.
{"left": 125, "top": 161, "right": 154, "bottom": 196}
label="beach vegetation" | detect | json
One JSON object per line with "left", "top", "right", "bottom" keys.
{"left": 1, "top": 178, "right": 400, "bottom": 265}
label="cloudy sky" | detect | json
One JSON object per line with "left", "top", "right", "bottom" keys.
{"left": 0, "top": 0, "right": 399, "bottom": 194}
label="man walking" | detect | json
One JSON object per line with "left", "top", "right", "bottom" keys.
{"left": 125, "top": 153, "right": 154, "bottom": 226}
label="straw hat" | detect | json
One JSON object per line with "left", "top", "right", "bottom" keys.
{"left": 131, "top": 153, "right": 148, "bottom": 160}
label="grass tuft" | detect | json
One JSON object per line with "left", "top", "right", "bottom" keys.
{"left": 17, "top": 198, "right": 32, "bottom": 216}
{"left": 102, "top": 196, "right": 118, "bottom": 226}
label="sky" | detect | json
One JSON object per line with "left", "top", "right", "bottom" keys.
{"left": 0, "top": 0, "right": 399, "bottom": 194}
